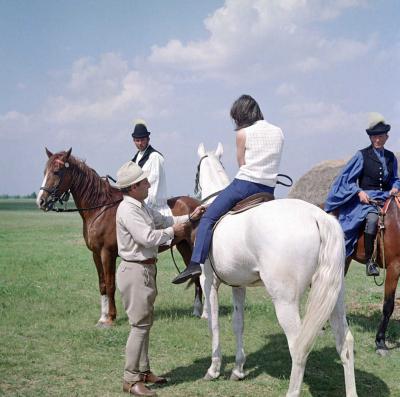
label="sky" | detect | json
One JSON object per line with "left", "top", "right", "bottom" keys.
{"left": 1, "top": 0, "right": 399, "bottom": 198}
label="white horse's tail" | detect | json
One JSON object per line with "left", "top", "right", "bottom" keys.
{"left": 295, "top": 211, "right": 345, "bottom": 359}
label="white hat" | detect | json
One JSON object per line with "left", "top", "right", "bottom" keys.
{"left": 116, "top": 161, "right": 149, "bottom": 189}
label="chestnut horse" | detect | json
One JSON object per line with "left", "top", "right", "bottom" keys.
{"left": 346, "top": 195, "right": 400, "bottom": 355}
{"left": 37, "top": 148, "right": 202, "bottom": 327}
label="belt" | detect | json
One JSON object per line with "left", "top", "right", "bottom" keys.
{"left": 121, "top": 257, "right": 158, "bottom": 265}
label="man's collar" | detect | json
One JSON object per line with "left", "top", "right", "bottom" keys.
{"left": 123, "top": 194, "right": 143, "bottom": 208}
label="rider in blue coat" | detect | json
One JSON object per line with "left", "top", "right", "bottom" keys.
{"left": 325, "top": 113, "right": 400, "bottom": 276}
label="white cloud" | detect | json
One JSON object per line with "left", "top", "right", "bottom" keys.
{"left": 44, "top": 55, "right": 174, "bottom": 124}
{"left": 148, "top": 0, "right": 371, "bottom": 80}
{"left": 281, "top": 100, "right": 365, "bottom": 136}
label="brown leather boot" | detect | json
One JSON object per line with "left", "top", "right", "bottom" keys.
{"left": 123, "top": 381, "right": 157, "bottom": 396}
{"left": 143, "top": 371, "right": 167, "bottom": 384}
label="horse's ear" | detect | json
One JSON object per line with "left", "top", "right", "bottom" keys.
{"left": 65, "top": 148, "right": 72, "bottom": 159}
{"left": 215, "top": 142, "right": 223, "bottom": 158}
{"left": 197, "top": 143, "right": 206, "bottom": 158}
{"left": 45, "top": 147, "right": 53, "bottom": 158}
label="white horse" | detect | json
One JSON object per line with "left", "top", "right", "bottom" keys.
{"left": 196, "top": 143, "right": 357, "bottom": 397}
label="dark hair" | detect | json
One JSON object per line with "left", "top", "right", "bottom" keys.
{"left": 230, "top": 94, "right": 264, "bottom": 130}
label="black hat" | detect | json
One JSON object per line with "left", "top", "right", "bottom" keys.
{"left": 366, "top": 112, "right": 391, "bottom": 135}
{"left": 132, "top": 123, "right": 151, "bottom": 138}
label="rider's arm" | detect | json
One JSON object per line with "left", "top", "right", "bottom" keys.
{"left": 236, "top": 129, "right": 246, "bottom": 167}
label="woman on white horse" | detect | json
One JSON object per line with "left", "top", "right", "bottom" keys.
{"left": 172, "top": 94, "right": 284, "bottom": 284}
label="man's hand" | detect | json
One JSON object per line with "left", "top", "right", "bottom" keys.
{"left": 358, "top": 190, "right": 370, "bottom": 204}
{"left": 189, "top": 205, "right": 206, "bottom": 222}
{"left": 389, "top": 187, "right": 399, "bottom": 196}
{"left": 172, "top": 223, "right": 188, "bottom": 239}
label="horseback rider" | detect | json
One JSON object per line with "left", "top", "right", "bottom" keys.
{"left": 131, "top": 120, "right": 170, "bottom": 216}
{"left": 325, "top": 112, "right": 400, "bottom": 276}
{"left": 172, "top": 94, "right": 284, "bottom": 284}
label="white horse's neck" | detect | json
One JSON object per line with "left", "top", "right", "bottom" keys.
{"left": 200, "top": 153, "right": 230, "bottom": 203}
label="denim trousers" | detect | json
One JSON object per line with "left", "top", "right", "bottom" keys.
{"left": 191, "top": 178, "right": 274, "bottom": 265}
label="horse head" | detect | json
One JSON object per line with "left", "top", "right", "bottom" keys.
{"left": 195, "top": 143, "right": 229, "bottom": 202}
{"left": 37, "top": 148, "right": 74, "bottom": 211}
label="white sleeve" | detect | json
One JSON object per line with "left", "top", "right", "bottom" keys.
{"left": 145, "top": 153, "right": 167, "bottom": 207}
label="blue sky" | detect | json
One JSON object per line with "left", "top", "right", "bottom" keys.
{"left": 1, "top": 0, "right": 399, "bottom": 197}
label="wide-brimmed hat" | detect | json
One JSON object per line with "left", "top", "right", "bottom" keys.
{"left": 366, "top": 112, "right": 391, "bottom": 135}
{"left": 116, "top": 161, "right": 149, "bottom": 189}
{"left": 132, "top": 120, "right": 151, "bottom": 138}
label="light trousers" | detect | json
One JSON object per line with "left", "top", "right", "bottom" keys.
{"left": 117, "top": 260, "right": 157, "bottom": 383}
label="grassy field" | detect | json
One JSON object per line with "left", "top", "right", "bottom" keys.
{"left": 1, "top": 199, "right": 400, "bottom": 397}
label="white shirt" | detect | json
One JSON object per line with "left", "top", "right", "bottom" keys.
{"left": 135, "top": 148, "right": 171, "bottom": 216}
{"left": 235, "top": 120, "right": 284, "bottom": 187}
{"left": 116, "top": 195, "right": 187, "bottom": 261}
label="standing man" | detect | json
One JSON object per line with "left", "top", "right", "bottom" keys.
{"left": 325, "top": 112, "right": 400, "bottom": 276}
{"left": 115, "top": 161, "right": 204, "bottom": 396}
{"left": 131, "top": 120, "right": 170, "bottom": 216}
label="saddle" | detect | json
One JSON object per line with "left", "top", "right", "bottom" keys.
{"left": 229, "top": 192, "right": 275, "bottom": 215}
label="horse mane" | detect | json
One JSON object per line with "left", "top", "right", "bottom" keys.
{"left": 48, "top": 151, "right": 121, "bottom": 205}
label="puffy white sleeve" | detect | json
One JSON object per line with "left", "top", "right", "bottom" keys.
{"left": 144, "top": 152, "right": 168, "bottom": 208}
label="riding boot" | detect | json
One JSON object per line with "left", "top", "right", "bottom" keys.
{"left": 171, "top": 262, "right": 202, "bottom": 284}
{"left": 364, "top": 233, "right": 379, "bottom": 276}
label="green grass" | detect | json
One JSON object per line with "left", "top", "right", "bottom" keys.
{"left": 1, "top": 199, "right": 400, "bottom": 396}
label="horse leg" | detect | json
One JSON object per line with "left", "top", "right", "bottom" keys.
{"left": 176, "top": 241, "right": 203, "bottom": 318}
{"left": 272, "top": 300, "right": 303, "bottom": 397}
{"left": 92, "top": 252, "right": 109, "bottom": 327}
{"left": 344, "top": 257, "right": 352, "bottom": 276}
{"left": 230, "top": 286, "right": 246, "bottom": 380}
{"left": 98, "top": 248, "right": 116, "bottom": 327}
{"left": 375, "top": 264, "right": 399, "bottom": 355}
{"left": 329, "top": 284, "right": 357, "bottom": 397}
{"left": 203, "top": 268, "right": 222, "bottom": 380}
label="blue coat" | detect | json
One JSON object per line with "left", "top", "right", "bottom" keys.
{"left": 325, "top": 148, "right": 400, "bottom": 256}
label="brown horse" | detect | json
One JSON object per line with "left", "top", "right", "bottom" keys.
{"left": 37, "top": 148, "right": 202, "bottom": 327}
{"left": 346, "top": 195, "right": 400, "bottom": 355}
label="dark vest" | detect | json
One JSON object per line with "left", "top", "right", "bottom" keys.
{"left": 358, "top": 145, "right": 395, "bottom": 191}
{"left": 132, "top": 145, "right": 163, "bottom": 168}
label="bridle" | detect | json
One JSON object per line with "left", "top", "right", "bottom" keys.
{"left": 40, "top": 159, "right": 122, "bottom": 213}
{"left": 40, "top": 160, "right": 72, "bottom": 211}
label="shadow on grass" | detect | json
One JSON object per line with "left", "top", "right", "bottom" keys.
{"left": 347, "top": 311, "right": 400, "bottom": 348}
{"left": 154, "top": 304, "right": 232, "bottom": 320}
{"left": 159, "top": 333, "right": 389, "bottom": 397}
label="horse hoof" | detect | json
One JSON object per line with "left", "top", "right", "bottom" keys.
{"left": 230, "top": 371, "right": 245, "bottom": 381}
{"left": 96, "top": 321, "right": 114, "bottom": 329}
{"left": 203, "top": 372, "right": 218, "bottom": 381}
{"left": 376, "top": 348, "right": 390, "bottom": 357}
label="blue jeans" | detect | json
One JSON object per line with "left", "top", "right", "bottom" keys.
{"left": 191, "top": 178, "right": 274, "bottom": 265}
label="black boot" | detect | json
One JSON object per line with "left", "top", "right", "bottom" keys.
{"left": 172, "top": 263, "right": 202, "bottom": 284}
{"left": 364, "top": 233, "right": 379, "bottom": 277}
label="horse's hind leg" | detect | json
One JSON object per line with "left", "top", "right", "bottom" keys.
{"left": 230, "top": 287, "right": 246, "bottom": 380}
{"left": 329, "top": 285, "right": 357, "bottom": 397}
{"left": 375, "top": 264, "right": 399, "bottom": 355}
{"left": 273, "top": 300, "right": 303, "bottom": 397}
